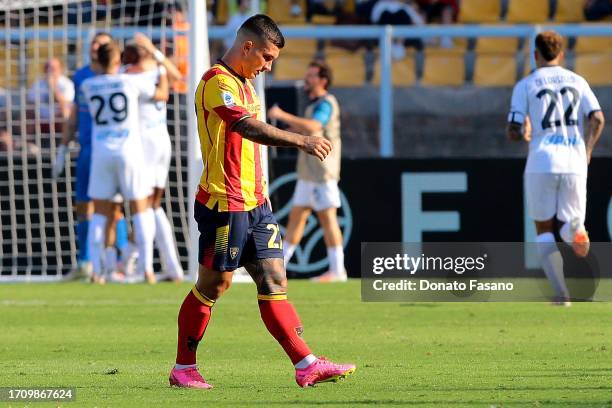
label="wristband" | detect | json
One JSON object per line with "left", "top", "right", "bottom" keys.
{"left": 153, "top": 49, "right": 165, "bottom": 63}
{"left": 158, "top": 65, "right": 167, "bottom": 76}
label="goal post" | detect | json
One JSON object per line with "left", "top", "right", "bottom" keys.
{"left": 0, "top": 0, "right": 197, "bottom": 281}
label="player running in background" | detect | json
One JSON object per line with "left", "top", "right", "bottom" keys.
{"left": 169, "top": 14, "right": 355, "bottom": 389}
{"left": 122, "top": 34, "right": 185, "bottom": 282}
{"left": 506, "top": 31, "right": 605, "bottom": 304}
{"left": 268, "top": 60, "right": 346, "bottom": 283}
{"left": 54, "top": 32, "right": 130, "bottom": 279}
{"left": 82, "top": 41, "right": 167, "bottom": 284}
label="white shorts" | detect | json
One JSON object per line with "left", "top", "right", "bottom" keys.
{"left": 88, "top": 153, "right": 151, "bottom": 201}
{"left": 292, "top": 179, "right": 341, "bottom": 212}
{"left": 142, "top": 131, "right": 171, "bottom": 189}
{"left": 524, "top": 173, "right": 586, "bottom": 224}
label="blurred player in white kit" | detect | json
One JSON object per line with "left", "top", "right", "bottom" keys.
{"left": 506, "top": 31, "right": 605, "bottom": 304}
{"left": 122, "top": 33, "right": 185, "bottom": 281}
{"left": 81, "top": 41, "right": 167, "bottom": 283}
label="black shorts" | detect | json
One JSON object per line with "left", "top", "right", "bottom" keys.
{"left": 194, "top": 200, "right": 284, "bottom": 271}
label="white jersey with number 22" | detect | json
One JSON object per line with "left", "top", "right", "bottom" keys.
{"left": 508, "top": 66, "right": 601, "bottom": 175}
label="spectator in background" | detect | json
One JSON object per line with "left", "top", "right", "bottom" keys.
{"left": 370, "top": 0, "right": 424, "bottom": 58}
{"left": 307, "top": 0, "right": 344, "bottom": 21}
{"left": 27, "top": 57, "right": 75, "bottom": 133}
{"left": 416, "top": 0, "right": 458, "bottom": 47}
{"left": 268, "top": 60, "right": 346, "bottom": 283}
{"left": 584, "top": 0, "right": 612, "bottom": 21}
{"left": 224, "top": 0, "right": 252, "bottom": 50}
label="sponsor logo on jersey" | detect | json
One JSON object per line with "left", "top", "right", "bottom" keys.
{"left": 222, "top": 91, "right": 235, "bottom": 107}
{"left": 543, "top": 134, "right": 579, "bottom": 146}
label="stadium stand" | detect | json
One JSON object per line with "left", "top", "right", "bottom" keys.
{"left": 267, "top": 0, "right": 307, "bottom": 24}
{"left": 457, "top": 0, "right": 501, "bottom": 23}
{"left": 372, "top": 52, "right": 416, "bottom": 86}
{"left": 421, "top": 48, "right": 465, "bottom": 86}
{"left": 475, "top": 37, "right": 520, "bottom": 54}
{"left": 473, "top": 53, "right": 517, "bottom": 86}
{"left": 574, "top": 36, "right": 612, "bottom": 52}
{"left": 324, "top": 49, "right": 367, "bottom": 86}
{"left": 574, "top": 52, "right": 612, "bottom": 85}
{"left": 273, "top": 53, "right": 314, "bottom": 80}
{"left": 506, "top": 0, "right": 550, "bottom": 23}
{"left": 555, "top": 0, "right": 586, "bottom": 22}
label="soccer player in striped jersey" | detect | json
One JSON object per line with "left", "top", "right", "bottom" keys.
{"left": 81, "top": 41, "right": 167, "bottom": 284}
{"left": 506, "top": 31, "right": 605, "bottom": 305}
{"left": 122, "top": 34, "right": 184, "bottom": 282}
{"left": 169, "top": 15, "right": 356, "bottom": 389}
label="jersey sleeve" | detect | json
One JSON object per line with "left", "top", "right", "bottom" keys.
{"left": 61, "top": 77, "right": 76, "bottom": 102}
{"left": 203, "top": 74, "right": 251, "bottom": 128}
{"left": 580, "top": 79, "right": 601, "bottom": 117}
{"left": 508, "top": 79, "right": 527, "bottom": 125}
{"left": 311, "top": 100, "right": 333, "bottom": 126}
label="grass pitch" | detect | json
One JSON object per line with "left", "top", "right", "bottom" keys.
{"left": 1, "top": 280, "right": 611, "bottom": 407}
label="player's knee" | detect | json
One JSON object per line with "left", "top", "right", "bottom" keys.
{"left": 196, "top": 272, "right": 232, "bottom": 300}
{"left": 262, "top": 263, "right": 287, "bottom": 294}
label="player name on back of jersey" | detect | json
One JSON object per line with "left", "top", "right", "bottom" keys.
{"left": 534, "top": 74, "right": 578, "bottom": 87}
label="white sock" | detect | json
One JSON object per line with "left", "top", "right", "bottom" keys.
{"left": 283, "top": 243, "right": 297, "bottom": 266}
{"left": 295, "top": 354, "right": 317, "bottom": 369}
{"left": 88, "top": 214, "right": 107, "bottom": 277}
{"left": 153, "top": 207, "right": 183, "bottom": 279}
{"left": 536, "top": 232, "right": 569, "bottom": 298}
{"left": 327, "top": 245, "right": 345, "bottom": 275}
{"left": 174, "top": 364, "right": 197, "bottom": 370}
{"left": 104, "top": 246, "right": 118, "bottom": 274}
{"left": 133, "top": 208, "right": 155, "bottom": 276}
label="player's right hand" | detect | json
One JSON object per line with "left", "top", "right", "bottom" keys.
{"left": 301, "top": 136, "right": 332, "bottom": 161}
{"left": 52, "top": 144, "right": 68, "bottom": 179}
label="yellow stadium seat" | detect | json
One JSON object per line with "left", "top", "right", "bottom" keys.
{"left": 475, "top": 37, "right": 519, "bottom": 54}
{"left": 324, "top": 51, "right": 366, "bottom": 86}
{"left": 27, "top": 39, "right": 65, "bottom": 58}
{"left": 574, "top": 53, "right": 612, "bottom": 86}
{"left": 216, "top": 0, "right": 229, "bottom": 24}
{"left": 574, "top": 36, "right": 612, "bottom": 53}
{"left": 421, "top": 48, "right": 465, "bottom": 86}
{"left": 273, "top": 54, "right": 312, "bottom": 81}
{"left": 555, "top": 0, "right": 585, "bottom": 22}
{"left": 282, "top": 38, "right": 318, "bottom": 56}
{"left": 458, "top": 0, "right": 501, "bottom": 23}
{"left": 267, "top": 0, "right": 306, "bottom": 25}
{"left": 0, "top": 49, "right": 20, "bottom": 88}
{"left": 473, "top": 53, "right": 517, "bottom": 86}
{"left": 372, "top": 53, "right": 416, "bottom": 86}
{"left": 506, "top": 0, "right": 549, "bottom": 23}
{"left": 310, "top": 15, "right": 336, "bottom": 24}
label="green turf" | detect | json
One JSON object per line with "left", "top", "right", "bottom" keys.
{"left": 0, "top": 281, "right": 611, "bottom": 407}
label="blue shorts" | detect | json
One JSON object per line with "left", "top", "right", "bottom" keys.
{"left": 75, "top": 146, "right": 91, "bottom": 202}
{"left": 194, "top": 200, "right": 283, "bottom": 271}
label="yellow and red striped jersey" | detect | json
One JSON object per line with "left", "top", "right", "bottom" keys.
{"left": 194, "top": 60, "right": 267, "bottom": 212}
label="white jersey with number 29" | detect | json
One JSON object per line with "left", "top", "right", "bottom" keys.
{"left": 81, "top": 73, "right": 156, "bottom": 156}
{"left": 508, "top": 66, "right": 601, "bottom": 175}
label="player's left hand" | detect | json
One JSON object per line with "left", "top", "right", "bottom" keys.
{"left": 301, "top": 136, "right": 332, "bottom": 161}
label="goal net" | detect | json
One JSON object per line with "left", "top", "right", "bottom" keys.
{"left": 0, "top": 0, "right": 194, "bottom": 281}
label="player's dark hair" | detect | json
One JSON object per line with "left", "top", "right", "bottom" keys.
{"left": 122, "top": 43, "right": 149, "bottom": 65}
{"left": 97, "top": 41, "right": 121, "bottom": 69}
{"left": 309, "top": 59, "right": 333, "bottom": 89}
{"left": 238, "top": 14, "right": 285, "bottom": 48}
{"left": 535, "top": 31, "right": 563, "bottom": 61}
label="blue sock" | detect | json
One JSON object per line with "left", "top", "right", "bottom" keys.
{"left": 116, "top": 217, "right": 129, "bottom": 252}
{"left": 77, "top": 219, "right": 90, "bottom": 262}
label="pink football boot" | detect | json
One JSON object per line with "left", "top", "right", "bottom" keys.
{"left": 295, "top": 357, "right": 356, "bottom": 387}
{"left": 169, "top": 367, "right": 213, "bottom": 389}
